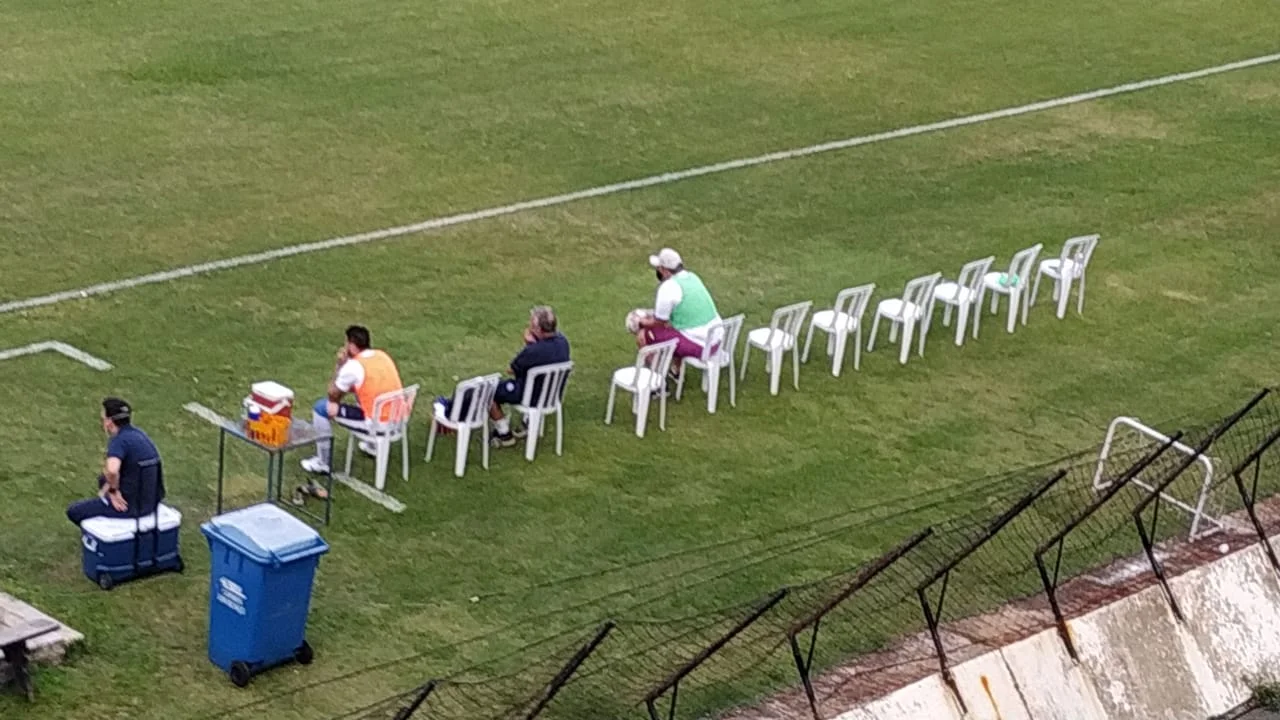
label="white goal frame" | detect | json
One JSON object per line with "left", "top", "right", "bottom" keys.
{"left": 1091, "top": 416, "right": 1222, "bottom": 540}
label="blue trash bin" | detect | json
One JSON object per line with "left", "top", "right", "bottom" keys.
{"left": 201, "top": 503, "right": 329, "bottom": 687}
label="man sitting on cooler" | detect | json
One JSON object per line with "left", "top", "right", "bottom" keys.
{"left": 300, "top": 325, "right": 403, "bottom": 479}
{"left": 66, "top": 397, "right": 165, "bottom": 525}
{"left": 636, "top": 248, "right": 722, "bottom": 377}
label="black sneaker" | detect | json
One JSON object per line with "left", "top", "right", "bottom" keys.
{"left": 490, "top": 433, "right": 518, "bottom": 448}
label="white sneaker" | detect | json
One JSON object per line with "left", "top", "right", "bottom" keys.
{"left": 359, "top": 441, "right": 377, "bottom": 457}
{"left": 300, "top": 456, "right": 331, "bottom": 474}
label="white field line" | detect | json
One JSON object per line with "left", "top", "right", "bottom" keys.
{"left": 0, "top": 341, "right": 113, "bottom": 370}
{"left": 183, "top": 401, "right": 231, "bottom": 428}
{"left": 3, "top": 52, "right": 1278, "bottom": 318}
{"left": 331, "top": 474, "right": 407, "bottom": 513}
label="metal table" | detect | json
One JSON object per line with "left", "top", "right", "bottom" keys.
{"left": 213, "top": 417, "right": 334, "bottom": 525}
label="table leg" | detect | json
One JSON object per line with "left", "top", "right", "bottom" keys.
{"left": 216, "top": 430, "right": 226, "bottom": 515}
{"left": 265, "top": 453, "right": 276, "bottom": 503}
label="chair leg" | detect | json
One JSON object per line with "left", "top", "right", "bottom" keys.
{"left": 954, "top": 301, "right": 968, "bottom": 346}
{"left": 1077, "top": 273, "right": 1087, "bottom": 314}
{"left": 344, "top": 435, "right": 356, "bottom": 477}
{"left": 1006, "top": 292, "right": 1019, "bottom": 333}
{"left": 831, "top": 330, "right": 847, "bottom": 377}
{"left": 917, "top": 314, "right": 929, "bottom": 358}
{"left": 769, "top": 348, "right": 782, "bottom": 395}
{"left": 454, "top": 427, "right": 470, "bottom": 478}
{"left": 1031, "top": 270, "right": 1043, "bottom": 307}
{"left": 1056, "top": 277, "right": 1070, "bottom": 319}
{"left": 791, "top": 344, "right": 800, "bottom": 390}
{"left": 604, "top": 383, "right": 617, "bottom": 425}
{"left": 374, "top": 439, "right": 391, "bottom": 491}
{"left": 739, "top": 343, "right": 751, "bottom": 380}
{"left": 635, "top": 390, "right": 650, "bottom": 438}
{"left": 706, "top": 365, "right": 720, "bottom": 414}
{"left": 1021, "top": 287, "right": 1031, "bottom": 325}
{"left": 972, "top": 299, "right": 982, "bottom": 339}
{"left": 899, "top": 318, "right": 913, "bottom": 365}
{"left": 425, "top": 419, "right": 438, "bottom": 461}
{"left": 728, "top": 358, "right": 737, "bottom": 408}
{"left": 524, "top": 412, "right": 541, "bottom": 462}
{"left": 675, "top": 363, "right": 687, "bottom": 401}
{"left": 402, "top": 434, "right": 410, "bottom": 481}
{"left": 867, "top": 314, "right": 881, "bottom": 352}
{"left": 853, "top": 324, "right": 863, "bottom": 371}
{"left": 942, "top": 304, "right": 952, "bottom": 326}
{"left": 482, "top": 421, "right": 491, "bottom": 470}
{"left": 801, "top": 321, "right": 816, "bottom": 363}
{"left": 659, "top": 383, "right": 668, "bottom": 431}
{"left": 888, "top": 318, "right": 899, "bottom": 343}
{"left": 555, "top": 409, "right": 564, "bottom": 456}
{"left": 990, "top": 292, "right": 1000, "bottom": 314}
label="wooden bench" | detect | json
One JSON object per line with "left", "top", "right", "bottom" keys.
{"left": 0, "top": 619, "right": 58, "bottom": 701}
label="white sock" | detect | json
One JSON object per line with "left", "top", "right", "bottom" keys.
{"left": 313, "top": 410, "right": 332, "bottom": 460}
{"left": 495, "top": 417, "right": 511, "bottom": 435}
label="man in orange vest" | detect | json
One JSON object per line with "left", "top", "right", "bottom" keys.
{"left": 300, "top": 325, "right": 403, "bottom": 482}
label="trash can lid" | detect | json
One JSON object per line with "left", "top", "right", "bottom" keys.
{"left": 202, "top": 504, "right": 328, "bottom": 565}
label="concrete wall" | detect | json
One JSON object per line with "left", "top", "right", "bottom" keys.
{"left": 820, "top": 543, "right": 1280, "bottom": 720}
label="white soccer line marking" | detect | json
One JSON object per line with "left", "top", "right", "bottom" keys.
{"left": 2, "top": 52, "right": 1277, "bottom": 317}
{"left": 0, "top": 341, "right": 114, "bottom": 370}
{"left": 182, "top": 401, "right": 230, "bottom": 427}
{"left": 331, "top": 474, "right": 407, "bottom": 513}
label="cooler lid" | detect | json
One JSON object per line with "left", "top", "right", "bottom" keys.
{"left": 251, "top": 381, "right": 295, "bottom": 402}
{"left": 82, "top": 504, "right": 183, "bottom": 543}
{"left": 203, "top": 504, "right": 326, "bottom": 565}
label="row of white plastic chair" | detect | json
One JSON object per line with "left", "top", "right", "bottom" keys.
{"left": 358, "top": 235, "right": 1099, "bottom": 481}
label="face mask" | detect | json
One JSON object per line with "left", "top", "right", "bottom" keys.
{"left": 655, "top": 269, "right": 664, "bottom": 282}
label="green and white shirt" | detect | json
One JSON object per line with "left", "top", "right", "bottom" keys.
{"left": 654, "top": 270, "right": 721, "bottom": 345}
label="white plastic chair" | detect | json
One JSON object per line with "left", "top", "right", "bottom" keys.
{"left": 675, "top": 314, "right": 743, "bottom": 414}
{"left": 740, "top": 301, "right": 812, "bottom": 396}
{"left": 425, "top": 374, "right": 500, "bottom": 478}
{"left": 605, "top": 340, "right": 678, "bottom": 438}
{"left": 982, "top": 244, "right": 1043, "bottom": 333}
{"left": 930, "top": 256, "right": 995, "bottom": 346}
{"left": 868, "top": 273, "right": 942, "bottom": 365}
{"left": 1032, "top": 234, "right": 1100, "bottom": 319}
{"left": 514, "top": 361, "right": 574, "bottom": 462}
{"left": 802, "top": 284, "right": 875, "bottom": 377}
{"left": 344, "top": 384, "right": 419, "bottom": 491}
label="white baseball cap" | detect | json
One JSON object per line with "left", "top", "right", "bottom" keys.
{"left": 648, "top": 248, "right": 683, "bottom": 270}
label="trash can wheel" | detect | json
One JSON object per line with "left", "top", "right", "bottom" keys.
{"left": 96, "top": 573, "right": 114, "bottom": 591}
{"left": 294, "top": 641, "right": 314, "bottom": 666}
{"left": 229, "top": 661, "right": 252, "bottom": 688}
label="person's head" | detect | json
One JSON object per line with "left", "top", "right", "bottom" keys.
{"left": 345, "top": 325, "right": 372, "bottom": 356}
{"left": 648, "top": 248, "right": 684, "bottom": 282}
{"left": 529, "top": 306, "right": 558, "bottom": 338}
{"left": 101, "top": 397, "right": 131, "bottom": 435}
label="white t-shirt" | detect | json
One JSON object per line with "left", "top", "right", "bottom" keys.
{"left": 334, "top": 350, "right": 375, "bottom": 393}
{"left": 654, "top": 272, "right": 720, "bottom": 345}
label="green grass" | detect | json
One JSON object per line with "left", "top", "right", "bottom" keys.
{"left": 2, "top": 0, "right": 1279, "bottom": 717}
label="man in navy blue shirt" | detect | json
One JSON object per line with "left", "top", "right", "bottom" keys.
{"left": 491, "top": 306, "right": 570, "bottom": 447}
{"left": 66, "top": 398, "right": 166, "bottom": 525}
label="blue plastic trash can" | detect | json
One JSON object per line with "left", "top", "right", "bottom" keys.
{"left": 201, "top": 503, "right": 329, "bottom": 687}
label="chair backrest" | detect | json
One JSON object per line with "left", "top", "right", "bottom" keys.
{"left": 766, "top": 301, "right": 813, "bottom": 342}
{"left": 448, "top": 374, "right": 501, "bottom": 426}
{"left": 1006, "top": 243, "right": 1043, "bottom": 289}
{"left": 956, "top": 256, "right": 995, "bottom": 294}
{"left": 637, "top": 339, "right": 678, "bottom": 381}
{"left": 520, "top": 361, "right": 574, "bottom": 411}
{"left": 708, "top": 313, "right": 746, "bottom": 364}
{"left": 369, "top": 384, "right": 420, "bottom": 434}
{"left": 833, "top": 283, "right": 876, "bottom": 322}
{"left": 1060, "top": 234, "right": 1099, "bottom": 276}
{"left": 902, "top": 272, "right": 943, "bottom": 309}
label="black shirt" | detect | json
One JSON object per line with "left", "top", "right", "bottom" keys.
{"left": 511, "top": 333, "right": 571, "bottom": 383}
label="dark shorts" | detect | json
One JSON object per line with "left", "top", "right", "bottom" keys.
{"left": 313, "top": 398, "right": 365, "bottom": 428}
{"left": 494, "top": 379, "right": 523, "bottom": 405}
{"left": 644, "top": 326, "right": 707, "bottom": 359}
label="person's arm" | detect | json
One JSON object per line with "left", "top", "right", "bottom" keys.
{"left": 641, "top": 281, "right": 680, "bottom": 329}
{"left": 103, "top": 438, "right": 127, "bottom": 511}
{"left": 324, "top": 357, "right": 364, "bottom": 416}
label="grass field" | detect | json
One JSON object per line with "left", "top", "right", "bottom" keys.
{"left": 2, "top": 0, "right": 1279, "bottom": 717}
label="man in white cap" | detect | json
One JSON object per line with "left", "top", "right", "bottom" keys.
{"left": 637, "top": 248, "right": 722, "bottom": 375}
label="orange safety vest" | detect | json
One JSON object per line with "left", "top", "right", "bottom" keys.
{"left": 353, "top": 350, "right": 403, "bottom": 421}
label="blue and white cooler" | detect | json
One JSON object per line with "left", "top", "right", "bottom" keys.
{"left": 80, "top": 504, "right": 184, "bottom": 590}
